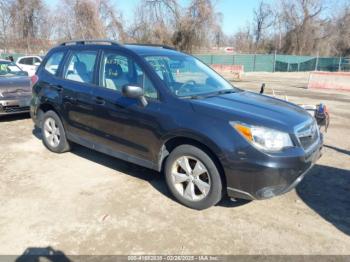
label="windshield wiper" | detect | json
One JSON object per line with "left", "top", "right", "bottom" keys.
{"left": 216, "top": 89, "right": 236, "bottom": 95}
{"left": 179, "top": 94, "right": 205, "bottom": 100}
{"left": 189, "top": 95, "right": 204, "bottom": 99}
{"left": 202, "top": 89, "right": 236, "bottom": 98}
{"left": 181, "top": 89, "right": 236, "bottom": 99}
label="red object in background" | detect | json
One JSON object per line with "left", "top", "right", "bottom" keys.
{"left": 224, "top": 47, "right": 234, "bottom": 53}
{"left": 31, "top": 75, "right": 39, "bottom": 88}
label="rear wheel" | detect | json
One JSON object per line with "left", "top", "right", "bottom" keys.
{"left": 165, "top": 145, "right": 223, "bottom": 210}
{"left": 41, "top": 110, "right": 70, "bottom": 153}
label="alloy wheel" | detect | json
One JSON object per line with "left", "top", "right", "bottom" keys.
{"left": 171, "top": 156, "right": 211, "bottom": 201}
{"left": 43, "top": 117, "right": 61, "bottom": 148}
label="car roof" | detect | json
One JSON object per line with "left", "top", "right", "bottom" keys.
{"left": 17, "top": 55, "right": 42, "bottom": 59}
{"left": 53, "top": 41, "right": 187, "bottom": 58}
{"left": 123, "top": 44, "right": 186, "bottom": 57}
{"left": 0, "top": 59, "right": 10, "bottom": 62}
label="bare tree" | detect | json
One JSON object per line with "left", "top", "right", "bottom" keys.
{"left": 0, "top": 0, "right": 13, "bottom": 52}
{"left": 53, "top": 0, "right": 125, "bottom": 42}
{"left": 172, "top": 0, "right": 221, "bottom": 52}
{"left": 231, "top": 24, "right": 254, "bottom": 53}
{"left": 98, "top": 0, "right": 126, "bottom": 42}
{"left": 74, "top": 0, "right": 105, "bottom": 39}
{"left": 279, "top": 0, "right": 327, "bottom": 55}
{"left": 1, "top": 0, "right": 348, "bottom": 56}
{"left": 253, "top": 1, "right": 273, "bottom": 52}
{"left": 129, "top": 0, "right": 178, "bottom": 44}
{"left": 332, "top": 5, "right": 350, "bottom": 56}
{"left": 9, "top": 0, "right": 49, "bottom": 52}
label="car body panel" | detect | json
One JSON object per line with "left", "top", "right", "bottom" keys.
{"left": 0, "top": 75, "right": 31, "bottom": 115}
{"left": 190, "top": 91, "right": 311, "bottom": 132}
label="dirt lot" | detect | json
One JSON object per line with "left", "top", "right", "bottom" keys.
{"left": 0, "top": 72, "right": 349, "bottom": 256}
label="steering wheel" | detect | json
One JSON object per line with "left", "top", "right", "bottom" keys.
{"left": 176, "top": 80, "right": 196, "bottom": 95}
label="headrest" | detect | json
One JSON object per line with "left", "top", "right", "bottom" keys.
{"left": 105, "top": 63, "right": 123, "bottom": 77}
{"left": 75, "top": 61, "right": 87, "bottom": 74}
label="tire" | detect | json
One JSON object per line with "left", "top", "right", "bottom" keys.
{"left": 41, "top": 110, "right": 71, "bottom": 153}
{"left": 165, "top": 144, "right": 223, "bottom": 210}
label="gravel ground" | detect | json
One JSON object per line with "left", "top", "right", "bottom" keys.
{"left": 0, "top": 72, "right": 349, "bottom": 256}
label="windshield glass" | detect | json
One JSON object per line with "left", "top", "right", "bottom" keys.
{"left": 144, "top": 55, "right": 237, "bottom": 97}
{"left": 0, "top": 61, "right": 24, "bottom": 77}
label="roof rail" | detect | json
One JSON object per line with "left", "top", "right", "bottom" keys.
{"left": 59, "top": 39, "right": 121, "bottom": 46}
{"left": 124, "top": 43, "right": 176, "bottom": 50}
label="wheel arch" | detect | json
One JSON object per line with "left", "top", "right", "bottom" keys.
{"left": 158, "top": 135, "right": 226, "bottom": 188}
{"left": 36, "top": 102, "right": 62, "bottom": 128}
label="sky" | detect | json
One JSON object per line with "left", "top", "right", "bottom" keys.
{"left": 45, "top": 0, "right": 347, "bottom": 36}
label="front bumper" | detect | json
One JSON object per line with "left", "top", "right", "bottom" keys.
{"left": 0, "top": 97, "right": 31, "bottom": 115}
{"left": 224, "top": 138, "right": 323, "bottom": 200}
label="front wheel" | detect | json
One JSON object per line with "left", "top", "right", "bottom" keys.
{"left": 165, "top": 145, "right": 223, "bottom": 210}
{"left": 41, "top": 110, "right": 71, "bottom": 153}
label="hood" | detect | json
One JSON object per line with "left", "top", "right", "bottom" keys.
{"left": 0, "top": 76, "right": 31, "bottom": 98}
{"left": 191, "top": 91, "right": 312, "bottom": 132}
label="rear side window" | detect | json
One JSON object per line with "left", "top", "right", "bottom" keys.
{"left": 19, "top": 57, "right": 33, "bottom": 65}
{"left": 64, "top": 51, "right": 97, "bottom": 84}
{"left": 34, "top": 57, "right": 41, "bottom": 63}
{"left": 44, "top": 52, "right": 64, "bottom": 76}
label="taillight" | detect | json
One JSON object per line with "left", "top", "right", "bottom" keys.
{"left": 31, "top": 75, "right": 39, "bottom": 88}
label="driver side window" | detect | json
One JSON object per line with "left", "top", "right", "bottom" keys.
{"left": 100, "top": 52, "right": 158, "bottom": 99}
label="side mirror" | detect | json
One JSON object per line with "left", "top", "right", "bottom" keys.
{"left": 122, "top": 84, "right": 148, "bottom": 107}
{"left": 34, "top": 62, "right": 41, "bottom": 66}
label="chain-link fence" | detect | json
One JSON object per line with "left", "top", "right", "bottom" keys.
{"left": 194, "top": 54, "right": 350, "bottom": 72}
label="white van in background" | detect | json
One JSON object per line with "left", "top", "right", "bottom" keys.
{"left": 16, "top": 56, "right": 43, "bottom": 76}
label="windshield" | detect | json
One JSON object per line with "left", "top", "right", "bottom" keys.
{"left": 0, "top": 61, "right": 25, "bottom": 77}
{"left": 144, "top": 55, "right": 237, "bottom": 97}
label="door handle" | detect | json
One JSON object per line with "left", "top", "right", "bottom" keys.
{"left": 56, "top": 85, "right": 63, "bottom": 92}
{"left": 49, "top": 84, "right": 63, "bottom": 92}
{"left": 94, "top": 96, "right": 105, "bottom": 105}
{"left": 65, "top": 96, "right": 77, "bottom": 104}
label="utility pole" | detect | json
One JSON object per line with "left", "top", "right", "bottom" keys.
{"left": 338, "top": 56, "right": 342, "bottom": 71}
{"left": 315, "top": 52, "right": 319, "bottom": 71}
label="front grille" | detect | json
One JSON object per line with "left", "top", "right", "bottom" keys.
{"left": 1, "top": 105, "right": 30, "bottom": 113}
{"left": 296, "top": 121, "right": 319, "bottom": 151}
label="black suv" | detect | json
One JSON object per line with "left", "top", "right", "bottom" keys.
{"left": 31, "top": 40, "right": 322, "bottom": 209}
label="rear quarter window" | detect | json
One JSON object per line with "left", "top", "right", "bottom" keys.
{"left": 19, "top": 57, "right": 33, "bottom": 65}
{"left": 44, "top": 51, "right": 65, "bottom": 76}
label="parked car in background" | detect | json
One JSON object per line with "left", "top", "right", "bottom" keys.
{"left": 0, "top": 59, "right": 32, "bottom": 115}
{"left": 31, "top": 40, "right": 323, "bottom": 210}
{"left": 16, "top": 55, "right": 43, "bottom": 76}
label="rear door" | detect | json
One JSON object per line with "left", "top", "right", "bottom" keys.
{"left": 59, "top": 48, "right": 99, "bottom": 143}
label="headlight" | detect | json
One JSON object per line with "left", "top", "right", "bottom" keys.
{"left": 230, "top": 122, "right": 293, "bottom": 152}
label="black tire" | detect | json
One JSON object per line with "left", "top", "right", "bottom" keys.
{"left": 41, "top": 110, "right": 71, "bottom": 153}
{"left": 165, "top": 144, "right": 223, "bottom": 210}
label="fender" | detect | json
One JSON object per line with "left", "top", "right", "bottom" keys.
{"left": 157, "top": 129, "right": 225, "bottom": 171}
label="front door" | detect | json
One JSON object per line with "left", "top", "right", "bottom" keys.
{"left": 91, "top": 50, "right": 162, "bottom": 166}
